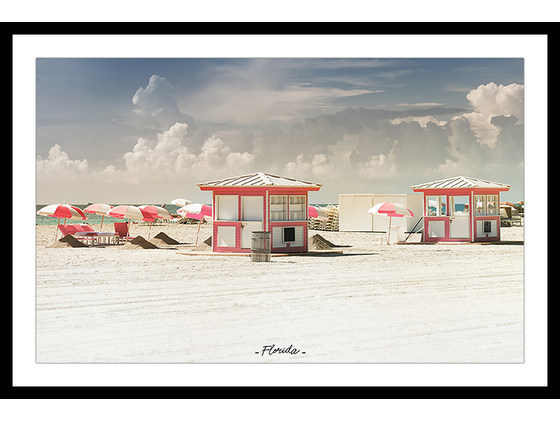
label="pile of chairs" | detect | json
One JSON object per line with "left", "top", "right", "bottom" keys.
{"left": 308, "top": 206, "right": 339, "bottom": 231}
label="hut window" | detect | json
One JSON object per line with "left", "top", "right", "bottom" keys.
{"left": 289, "top": 195, "right": 306, "bottom": 220}
{"left": 427, "top": 195, "right": 447, "bottom": 216}
{"left": 216, "top": 195, "right": 238, "bottom": 221}
{"left": 241, "top": 196, "right": 263, "bottom": 221}
{"left": 270, "top": 195, "right": 287, "bottom": 221}
{"left": 475, "top": 195, "right": 487, "bottom": 216}
{"left": 450, "top": 196, "right": 469, "bottom": 216}
{"left": 486, "top": 195, "right": 498, "bottom": 215}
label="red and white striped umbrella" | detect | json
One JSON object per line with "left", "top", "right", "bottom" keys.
{"left": 106, "top": 205, "right": 154, "bottom": 222}
{"left": 177, "top": 203, "right": 212, "bottom": 220}
{"left": 37, "top": 203, "right": 87, "bottom": 241}
{"left": 177, "top": 203, "right": 213, "bottom": 246}
{"left": 368, "top": 202, "right": 414, "bottom": 245}
{"left": 106, "top": 205, "right": 155, "bottom": 240}
{"left": 139, "top": 205, "right": 173, "bottom": 240}
{"left": 37, "top": 203, "right": 87, "bottom": 220}
{"left": 368, "top": 202, "right": 414, "bottom": 218}
{"left": 139, "top": 205, "right": 173, "bottom": 221}
{"left": 84, "top": 203, "right": 113, "bottom": 230}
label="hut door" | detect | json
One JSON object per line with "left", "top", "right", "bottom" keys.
{"left": 241, "top": 196, "right": 264, "bottom": 248}
{"left": 449, "top": 195, "right": 470, "bottom": 238}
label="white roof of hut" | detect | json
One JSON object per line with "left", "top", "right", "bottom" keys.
{"left": 411, "top": 176, "right": 510, "bottom": 190}
{"left": 198, "top": 172, "right": 322, "bottom": 189}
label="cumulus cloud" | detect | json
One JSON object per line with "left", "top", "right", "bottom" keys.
{"left": 284, "top": 153, "right": 336, "bottom": 179}
{"left": 96, "top": 122, "right": 254, "bottom": 184}
{"left": 132, "top": 75, "right": 195, "bottom": 131}
{"left": 36, "top": 77, "right": 524, "bottom": 203}
{"left": 466, "top": 82, "right": 524, "bottom": 124}
{"left": 37, "top": 144, "right": 89, "bottom": 181}
{"left": 356, "top": 140, "right": 399, "bottom": 179}
{"left": 460, "top": 82, "right": 524, "bottom": 147}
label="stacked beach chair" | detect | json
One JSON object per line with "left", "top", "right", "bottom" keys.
{"left": 308, "top": 205, "right": 339, "bottom": 231}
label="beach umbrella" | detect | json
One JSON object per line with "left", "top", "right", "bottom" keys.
{"left": 368, "top": 202, "right": 414, "bottom": 245}
{"left": 106, "top": 205, "right": 154, "bottom": 238}
{"left": 177, "top": 203, "right": 213, "bottom": 246}
{"left": 84, "top": 203, "right": 113, "bottom": 230}
{"left": 171, "top": 198, "right": 193, "bottom": 207}
{"left": 139, "top": 205, "right": 173, "bottom": 240}
{"left": 37, "top": 203, "right": 88, "bottom": 241}
{"left": 139, "top": 205, "right": 173, "bottom": 220}
{"left": 308, "top": 205, "right": 329, "bottom": 221}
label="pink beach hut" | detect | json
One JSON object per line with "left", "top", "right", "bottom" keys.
{"left": 197, "top": 172, "right": 322, "bottom": 253}
{"left": 410, "top": 176, "right": 511, "bottom": 242}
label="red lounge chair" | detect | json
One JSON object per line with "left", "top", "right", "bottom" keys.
{"left": 62, "top": 224, "right": 80, "bottom": 235}
{"left": 57, "top": 224, "right": 92, "bottom": 245}
{"left": 114, "top": 222, "right": 134, "bottom": 243}
{"left": 58, "top": 224, "right": 71, "bottom": 236}
{"left": 77, "top": 224, "right": 104, "bottom": 236}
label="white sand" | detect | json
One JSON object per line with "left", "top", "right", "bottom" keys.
{"left": 35, "top": 222, "right": 524, "bottom": 363}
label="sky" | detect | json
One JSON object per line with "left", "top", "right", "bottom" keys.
{"left": 36, "top": 57, "right": 524, "bottom": 204}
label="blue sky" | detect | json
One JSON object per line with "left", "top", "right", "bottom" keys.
{"left": 36, "top": 57, "right": 524, "bottom": 203}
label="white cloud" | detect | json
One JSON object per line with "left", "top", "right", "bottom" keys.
{"left": 466, "top": 82, "right": 524, "bottom": 124}
{"left": 36, "top": 144, "right": 88, "bottom": 181}
{"left": 390, "top": 116, "right": 447, "bottom": 127}
{"left": 459, "top": 82, "right": 524, "bottom": 147}
{"left": 96, "top": 122, "right": 254, "bottom": 184}
{"left": 183, "top": 83, "right": 382, "bottom": 125}
{"left": 131, "top": 75, "right": 194, "bottom": 131}
{"left": 283, "top": 153, "right": 336, "bottom": 179}
{"left": 357, "top": 140, "right": 398, "bottom": 179}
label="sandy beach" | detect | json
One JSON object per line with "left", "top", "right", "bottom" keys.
{"left": 35, "top": 223, "right": 524, "bottom": 363}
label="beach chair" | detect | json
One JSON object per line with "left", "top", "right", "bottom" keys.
{"left": 114, "top": 222, "right": 134, "bottom": 243}
{"left": 62, "top": 224, "right": 79, "bottom": 235}
{"left": 58, "top": 224, "right": 72, "bottom": 236}
{"left": 56, "top": 224, "right": 92, "bottom": 245}
{"left": 77, "top": 224, "right": 100, "bottom": 235}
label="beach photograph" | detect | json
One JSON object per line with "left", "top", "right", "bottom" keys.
{"left": 12, "top": 34, "right": 548, "bottom": 387}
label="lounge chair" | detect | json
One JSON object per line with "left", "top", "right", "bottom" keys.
{"left": 58, "top": 224, "right": 72, "bottom": 236}
{"left": 78, "top": 224, "right": 97, "bottom": 233}
{"left": 56, "top": 224, "right": 93, "bottom": 245}
{"left": 114, "top": 222, "right": 135, "bottom": 243}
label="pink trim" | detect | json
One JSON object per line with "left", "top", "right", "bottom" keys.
{"left": 423, "top": 217, "right": 449, "bottom": 242}
{"left": 268, "top": 221, "right": 308, "bottom": 252}
{"left": 205, "top": 185, "right": 316, "bottom": 253}
{"left": 212, "top": 221, "right": 243, "bottom": 252}
{"left": 473, "top": 216, "right": 501, "bottom": 241}
{"left": 419, "top": 188, "right": 506, "bottom": 242}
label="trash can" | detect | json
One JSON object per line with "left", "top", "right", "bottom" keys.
{"left": 251, "top": 231, "right": 271, "bottom": 262}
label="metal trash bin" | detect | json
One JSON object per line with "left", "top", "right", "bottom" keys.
{"left": 251, "top": 231, "right": 271, "bottom": 262}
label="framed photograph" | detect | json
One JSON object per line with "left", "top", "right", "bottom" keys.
{"left": 12, "top": 30, "right": 548, "bottom": 394}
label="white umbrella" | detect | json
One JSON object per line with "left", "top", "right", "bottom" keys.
{"left": 171, "top": 198, "right": 192, "bottom": 207}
